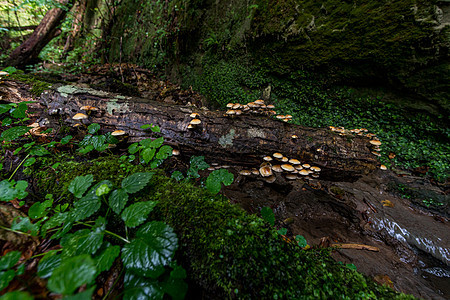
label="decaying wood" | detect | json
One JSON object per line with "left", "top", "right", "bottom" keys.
{"left": 332, "top": 243, "right": 380, "bottom": 252}
{"left": 1, "top": 81, "right": 380, "bottom": 182}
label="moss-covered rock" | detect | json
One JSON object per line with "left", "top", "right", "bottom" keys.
{"left": 32, "top": 157, "right": 414, "bottom": 298}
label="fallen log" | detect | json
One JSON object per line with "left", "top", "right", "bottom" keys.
{"left": 1, "top": 81, "right": 380, "bottom": 181}
{"left": 332, "top": 243, "right": 380, "bottom": 252}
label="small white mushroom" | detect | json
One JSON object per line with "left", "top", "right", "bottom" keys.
{"left": 190, "top": 119, "right": 201, "bottom": 125}
{"left": 281, "top": 164, "right": 295, "bottom": 172}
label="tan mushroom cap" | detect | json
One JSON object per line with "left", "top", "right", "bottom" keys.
{"left": 226, "top": 109, "right": 236, "bottom": 115}
{"left": 232, "top": 103, "right": 242, "bottom": 109}
{"left": 312, "top": 174, "right": 320, "bottom": 178}
{"left": 295, "top": 165, "right": 303, "bottom": 171}
{"left": 272, "top": 165, "right": 283, "bottom": 172}
{"left": 72, "top": 113, "right": 88, "bottom": 120}
{"left": 239, "top": 170, "right": 252, "bottom": 176}
{"left": 259, "top": 166, "right": 273, "bottom": 177}
{"left": 276, "top": 115, "right": 285, "bottom": 119}
{"left": 370, "top": 140, "right": 382, "bottom": 146}
{"left": 273, "top": 153, "right": 283, "bottom": 159}
{"left": 111, "top": 130, "right": 126, "bottom": 136}
{"left": 299, "top": 169, "right": 310, "bottom": 176}
{"left": 289, "top": 159, "right": 301, "bottom": 165}
{"left": 0, "top": 71, "right": 9, "bottom": 76}
{"left": 281, "top": 164, "right": 295, "bottom": 172}
{"left": 235, "top": 110, "right": 242, "bottom": 115}
{"left": 284, "top": 115, "right": 292, "bottom": 119}
{"left": 172, "top": 149, "right": 180, "bottom": 156}
{"left": 251, "top": 169, "right": 259, "bottom": 175}
{"left": 281, "top": 157, "right": 289, "bottom": 163}
{"left": 291, "top": 135, "right": 298, "bottom": 139}
{"left": 372, "top": 151, "right": 381, "bottom": 156}
{"left": 226, "top": 103, "right": 234, "bottom": 108}
{"left": 310, "top": 166, "right": 321, "bottom": 172}
{"left": 190, "top": 118, "right": 201, "bottom": 125}
{"left": 283, "top": 118, "right": 290, "bottom": 122}
{"left": 80, "top": 105, "right": 98, "bottom": 111}
{"left": 190, "top": 112, "right": 199, "bottom": 118}
{"left": 267, "top": 104, "right": 275, "bottom": 109}
{"left": 254, "top": 99, "right": 265, "bottom": 105}
{"left": 263, "top": 156, "right": 273, "bottom": 161}
{"left": 285, "top": 174, "right": 297, "bottom": 180}
{"left": 302, "top": 164, "right": 311, "bottom": 169}
{"left": 187, "top": 124, "right": 194, "bottom": 129}
{"left": 264, "top": 175, "right": 276, "bottom": 183}
{"left": 380, "top": 165, "right": 387, "bottom": 170}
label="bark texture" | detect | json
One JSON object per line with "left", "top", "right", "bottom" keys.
{"left": 1, "top": 81, "right": 381, "bottom": 181}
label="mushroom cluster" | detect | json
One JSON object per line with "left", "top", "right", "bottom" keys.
{"left": 329, "top": 126, "right": 382, "bottom": 157}
{"left": 225, "top": 99, "right": 277, "bottom": 117}
{"left": 239, "top": 152, "right": 322, "bottom": 182}
{"left": 188, "top": 112, "right": 202, "bottom": 129}
{"left": 275, "top": 114, "right": 293, "bottom": 122}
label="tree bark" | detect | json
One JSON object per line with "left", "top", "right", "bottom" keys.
{"left": 6, "top": 0, "right": 72, "bottom": 68}
{"left": 1, "top": 81, "right": 380, "bottom": 182}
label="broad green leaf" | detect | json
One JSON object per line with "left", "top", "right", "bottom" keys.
{"left": 41, "top": 212, "right": 70, "bottom": 236}
{"left": 121, "top": 172, "right": 153, "bottom": 194}
{"left": 87, "top": 123, "right": 100, "bottom": 134}
{"left": 29, "top": 198, "right": 53, "bottom": 219}
{"left": 140, "top": 124, "right": 151, "bottom": 130}
{"left": 0, "top": 180, "right": 17, "bottom": 202}
{"left": 123, "top": 272, "right": 164, "bottom": 300}
{"left": 68, "top": 175, "right": 94, "bottom": 198}
{"left": 0, "top": 126, "right": 30, "bottom": 141}
{"left": 0, "top": 270, "right": 16, "bottom": 291}
{"left": 0, "top": 291, "right": 33, "bottom": 300}
{"left": 91, "top": 135, "right": 107, "bottom": 151}
{"left": 47, "top": 255, "right": 96, "bottom": 295}
{"left": 151, "top": 125, "right": 161, "bottom": 133}
{"left": 139, "top": 138, "right": 153, "bottom": 148}
{"left": 295, "top": 235, "right": 308, "bottom": 248}
{"left": 71, "top": 194, "right": 101, "bottom": 222}
{"left": 261, "top": 207, "right": 275, "bottom": 226}
{"left": 60, "top": 135, "right": 72, "bottom": 145}
{"left": 277, "top": 228, "right": 288, "bottom": 235}
{"left": 61, "top": 226, "right": 104, "bottom": 258}
{"left": 142, "top": 147, "right": 156, "bottom": 163}
{"left": 150, "top": 159, "right": 163, "bottom": 169}
{"left": 23, "top": 157, "right": 36, "bottom": 167}
{"left": 11, "top": 217, "right": 39, "bottom": 236}
{"left": 14, "top": 180, "right": 28, "bottom": 199}
{"left": 156, "top": 145, "right": 172, "bottom": 160}
{"left": 0, "top": 251, "right": 21, "bottom": 270}
{"left": 37, "top": 251, "right": 61, "bottom": 278}
{"left": 15, "top": 263, "right": 24, "bottom": 275}
{"left": 128, "top": 143, "right": 140, "bottom": 154}
{"left": 79, "top": 144, "right": 94, "bottom": 154}
{"left": 205, "top": 169, "right": 234, "bottom": 194}
{"left": 0, "top": 104, "right": 11, "bottom": 114}
{"left": 28, "top": 145, "right": 50, "bottom": 156}
{"left": 189, "top": 156, "right": 209, "bottom": 170}
{"left": 149, "top": 137, "right": 164, "bottom": 148}
{"left": 62, "top": 287, "right": 95, "bottom": 300}
{"left": 121, "top": 201, "right": 157, "bottom": 228}
{"left": 171, "top": 171, "right": 184, "bottom": 181}
{"left": 108, "top": 188, "right": 129, "bottom": 214}
{"left": 170, "top": 265, "right": 187, "bottom": 279}
{"left": 121, "top": 221, "right": 178, "bottom": 278}
{"left": 10, "top": 102, "right": 27, "bottom": 119}
{"left": 162, "top": 278, "right": 188, "bottom": 300}
{"left": 95, "top": 245, "right": 120, "bottom": 275}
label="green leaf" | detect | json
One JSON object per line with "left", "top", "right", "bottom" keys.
{"left": 14, "top": 180, "right": 28, "bottom": 199}
{"left": 162, "top": 277, "right": 188, "bottom": 300}
{"left": 10, "top": 102, "right": 27, "bottom": 119}
{"left": 108, "top": 188, "right": 129, "bottom": 214}
{"left": 62, "top": 286, "right": 95, "bottom": 300}
{"left": 121, "top": 201, "right": 157, "bottom": 228}
{"left": 121, "top": 221, "right": 178, "bottom": 278}
{"left": 139, "top": 138, "right": 153, "bottom": 148}
{"left": 41, "top": 212, "right": 70, "bottom": 236}
{"left": 295, "top": 235, "right": 308, "bottom": 248}
{"left": 187, "top": 156, "right": 209, "bottom": 178}
{"left": 0, "top": 270, "right": 16, "bottom": 291}
{"left": 0, "top": 291, "right": 33, "bottom": 300}
{"left": 68, "top": 175, "right": 94, "bottom": 198}
{"left": 128, "top": 143, "right": 140, "bottom": 154}
{"left": 277, "top": 228, "right": 288, "bottom": 235}
{"left": 149, "top": 137, "right": 164, "bottom": 148}
{"left": 123, "top": 272, "right": 164, "bottom": 300}
{"left": 61, "top": 226, "right": 104, "bottom": 258}
{"left": 0, "top": 180, "right": 17, "bottom": 202}
{"left": 71, "top": 194, "right": 101, "bottom": 222}
{"left": 23, "top": 157, "right": 36, "bottom": 167}
{"left": 261, "top": 207, "right": 275, "bottom": 226}
{"left": 28, "top": 145, "right": 50, "bottom": 156}
{"left": 87, "top": 123, "right": 100, "bottom": 134}
{"left": 29, "top": 198, "right": 53, "bottom": 219}
{"left": 0, "top": 104, "right": 11, "bottom": 114}
{"left": 79, "top": 144, "right": 94, "bottom": 154}
{"left": 0, "top": 126, "right": 30, "bottom": 141}
{"left": 156, "top": 145, "right": 172, "bottom": 160}
{"left": 91, "top": 135, "right": 107, "bottom": 151}
{"left": 0, "top": 251, "right": 21, "bottom": 270}
{"left": 38, "top": 251, "right": 61, "bottom": 278}
{"left": 140, "top": 124, "right": 152, "bottom": 130}
{"left": 47, "top": 255, "right": 96, "bottom": 295}
{"left": 95, "top": 244, "right": 120, "bottom": 275}
{"left": 171, "top": 171, "right": 184, "bottom": 181}
{"left": 95, "top": 184, "right": 111, "bottom": 197}
{"left": 60, "top": 135, "right": 72, "bottom": 145}
{"left": 205, "top": 169, "right": 234, "bottom": 194}
{"left": 121, "top": 172, "right": 153, "bottom": 194}
{"left": 142, "top": 147, "right": 156, "bottom": 163}
{"left": 151, "top": 125, "right": 161, "bottom": 133}
{"left": 11, "top": 217, "right": 39, "bottom": 236}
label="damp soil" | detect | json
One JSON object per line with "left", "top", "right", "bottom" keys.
{"left": 223, "top": 169, "right": 450, "bottom": 299}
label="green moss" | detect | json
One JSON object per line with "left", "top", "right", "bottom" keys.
{"left": 10, "top": 73, "right": 53, "bottom": 96}
{"left": 31, "top": 156, "right": 414, "bottom": 298}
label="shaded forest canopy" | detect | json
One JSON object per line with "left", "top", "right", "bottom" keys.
{"left": 0, "top": 0, "right": 449, "bottom": 299}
